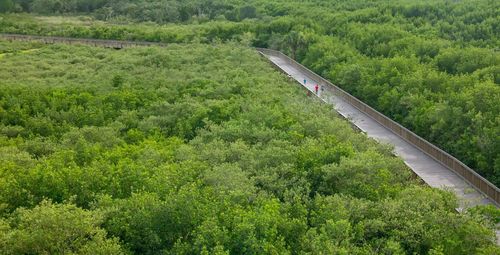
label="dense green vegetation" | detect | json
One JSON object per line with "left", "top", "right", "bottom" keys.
{"left": 1, "top": 0, "right": 499, "bottom": 253}
{"left": 1, "top": 0, "right": 499, "bottom": 186}
{"left": 1, "top": 40, "right": 498, "bottom": 254}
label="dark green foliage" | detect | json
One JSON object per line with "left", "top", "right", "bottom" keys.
{"left": 0, "top": 0, "right": 14, "bottom": 13}
{"left": 239, "top": 5, "right": 257, "bottom": 20}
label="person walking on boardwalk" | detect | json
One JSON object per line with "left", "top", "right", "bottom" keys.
{"left": 314, "top": 84, "right": 319, "bottom": 94}
{"left": 304, "top": 78, "right": 307, "bottom": 85}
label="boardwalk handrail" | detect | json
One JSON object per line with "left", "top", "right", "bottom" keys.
{"left": 256, "top": 47, "right": 500, "bottom": 206}
{"left": 0, "top": 33, "right": 165, "bottom": 48}
{"left": 1, "top": 33, "right": 498, "bottom": 206}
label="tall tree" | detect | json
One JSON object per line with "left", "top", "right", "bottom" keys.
{"left": 283, "top": 30, "right": 307, "bottom": 60}
{"left": 0, "top": 0, "right": 14, "bottom": 12}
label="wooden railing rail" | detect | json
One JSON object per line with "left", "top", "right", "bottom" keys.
{"left": 0, "top": 33, "right": 164, "bottom": 48}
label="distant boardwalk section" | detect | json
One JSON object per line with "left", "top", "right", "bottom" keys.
{"left": 0, "top": 33, "right": 164, "bottom": 49}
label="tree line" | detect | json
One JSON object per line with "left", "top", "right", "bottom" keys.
{"left": 0, "top": 0, "right": 258, "bottom": 22}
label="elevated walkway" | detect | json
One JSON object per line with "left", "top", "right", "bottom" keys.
{"left": 258, "top": 49, "right": 496, "bottom": 209}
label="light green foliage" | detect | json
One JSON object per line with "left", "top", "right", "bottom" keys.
{"left": 0, "top": 200, "right": 125, "bottom": 254}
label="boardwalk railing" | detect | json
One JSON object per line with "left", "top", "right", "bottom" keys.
{"left": 0, "top": 33, "right": 164, "bottom": 48}
{"left": 1, "top": 33, "right": 498, "bottom": 206}
{"left": 257, "top": 48, "right": 500, "bottom": 206}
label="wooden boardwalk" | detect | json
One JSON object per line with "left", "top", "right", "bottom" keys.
{"left": 258, "top": 50, "right": 496, "bottom": 209}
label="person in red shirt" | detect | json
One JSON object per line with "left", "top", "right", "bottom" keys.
{"left": 314, "top": 84, "right": 319, "bottom": 94}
